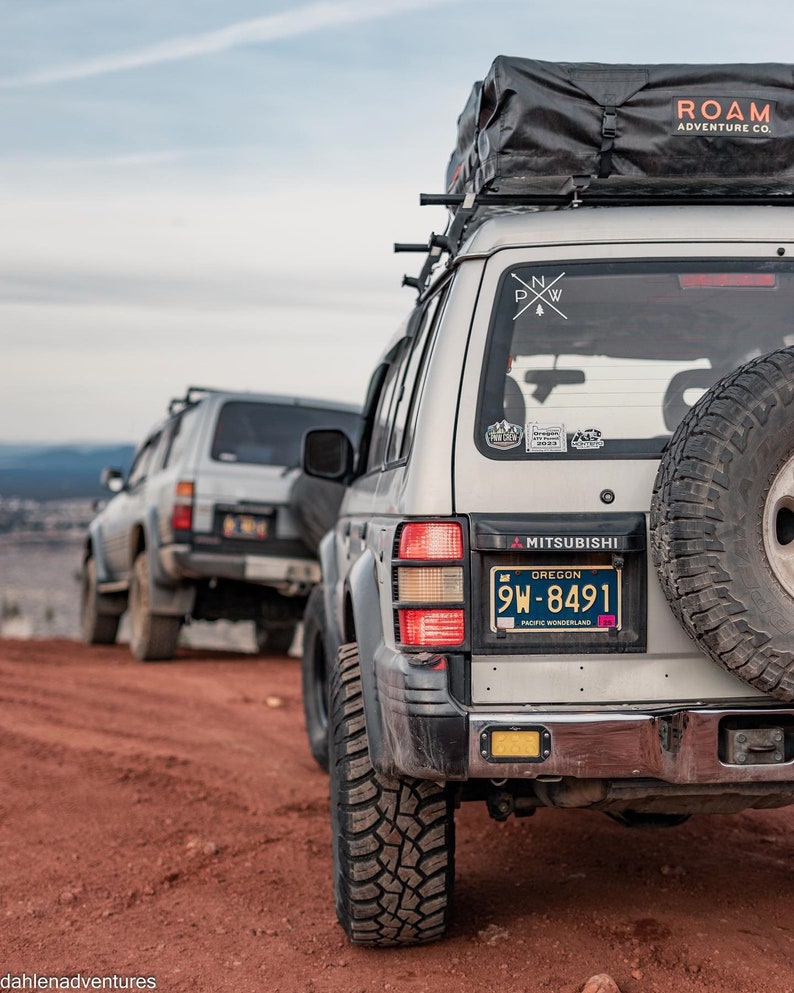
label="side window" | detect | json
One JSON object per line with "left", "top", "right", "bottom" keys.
{"left": 366, "top": 341, "right": 409, "bottom": 473}
{"left": 385, "top": 286, "right": 448, "bottom": 465}
{"left": 126, "top": 433, "right": 161, "bottom": 489}
{"left": 162, "top": 405, "right": 199, "bottom": 469}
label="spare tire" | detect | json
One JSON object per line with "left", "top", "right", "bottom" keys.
{"left": 651, "top": 347, "right": 794, "bottom": 703}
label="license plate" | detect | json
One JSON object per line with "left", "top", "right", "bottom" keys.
{"left": 490, "top": 564, "right": 621, "bottom": 633}
{"left": 221, "top": 512, "right": 270, "bottom": 540}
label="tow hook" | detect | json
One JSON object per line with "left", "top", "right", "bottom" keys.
{"left": 723, "top": 726, "right": 787, "bottom": 765}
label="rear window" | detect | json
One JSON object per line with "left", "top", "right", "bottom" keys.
{"left": 211, "top": 401, "right": 360, "bottom": 466}
{"left": 477, "top": 258, "right": 794, "bottom": 459}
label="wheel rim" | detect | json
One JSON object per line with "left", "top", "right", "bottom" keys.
{"left": 763, "top": 451, "right": 794, "bottom": 597}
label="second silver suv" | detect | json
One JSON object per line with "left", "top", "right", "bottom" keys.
{"left": 81, "top": 386, "right": 360, "bottom": 660}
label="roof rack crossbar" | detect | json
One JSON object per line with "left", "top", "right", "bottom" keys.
{"left": 421, "top": 190, "right": 794, "bottom": 209}
{"left": 397, "top": 185, "right": 794, "bottom": 297}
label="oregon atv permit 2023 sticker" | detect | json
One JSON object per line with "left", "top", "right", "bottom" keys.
{"left": 526, "top": 423, "right": 567, "bottom": 453}
{"left": 485, "top": 419, "right": 523, "bottom": 450}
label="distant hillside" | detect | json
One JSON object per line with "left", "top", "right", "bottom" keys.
{"left": 0, "top": 443, "right": 135, "bottom": 500}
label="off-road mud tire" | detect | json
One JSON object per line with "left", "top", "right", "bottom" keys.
{"left": 301, "top": 586, "right": 330, "bottom": 772}
{"left": 651, "top": 347, "right": 794, "bottom": 702}
{"left": 329, "top": 642, "right": 456, "bottom": 946}
{"left": 80, "top": 557, "right": 120, "bottom": 645}
{"left": 129, "top": 552, "right": 181, "bottom": 662}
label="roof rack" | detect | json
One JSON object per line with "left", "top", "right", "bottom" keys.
{"left": 395, "top": 183, "right": 794, "bottom": 297}
{"left": 168, "top": 385, "right": 219, "bottom": 416}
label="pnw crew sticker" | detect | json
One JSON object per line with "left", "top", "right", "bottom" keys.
{"left": 485, "top": 419, "right": 524, "bottom": 450}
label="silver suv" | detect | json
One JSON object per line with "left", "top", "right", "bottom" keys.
{"left": 300, "top": 59, "right": 794, "bottom": 946}
{"left": 81, "top": 387, "right": 360, "bottom": 660}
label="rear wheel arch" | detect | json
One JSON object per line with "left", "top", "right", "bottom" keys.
{"left": 342, "top": 588, "right": 356, "bottom": 644}
{"left": 130, "top": 523, "right": 147, "bottom": 565}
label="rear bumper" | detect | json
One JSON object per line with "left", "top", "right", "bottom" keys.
{"left": 159, "top": 544, "right": 320, "bottom": 592}
{"left": 468, "top": 708, "right": 794, "bottom": 784}
{"left": 372, "top": 646, "right": 794, "bottom": 786}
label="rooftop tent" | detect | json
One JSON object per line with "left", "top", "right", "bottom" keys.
{"left": 445, "top": 58, "right": 794, "bottom": 194}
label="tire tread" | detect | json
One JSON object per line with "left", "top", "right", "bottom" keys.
{"left": 651, "top": 348, "right": 794, "bottom": 702}
{"left": 329, "top": 643, "right": 455, "bottom": 946}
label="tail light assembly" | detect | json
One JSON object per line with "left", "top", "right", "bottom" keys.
{"left": 170, "top": 480, "right": 194, "bottom": 535}
{"left": 394, "top": 521, "right": 467, "bottom": 648}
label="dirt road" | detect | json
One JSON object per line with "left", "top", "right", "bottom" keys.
{"left": 1, "top": 638, "right": 793, "bottom": 993}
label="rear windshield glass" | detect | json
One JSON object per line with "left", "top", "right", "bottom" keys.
{"left": 477, "top": 258, "right": 794, "bottom": 459}
{"left": 212, "top": 402, "right": 360, "bottom": 466}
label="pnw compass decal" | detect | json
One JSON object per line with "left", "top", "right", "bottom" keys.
{"left": 512, "top": 272, "right": 567, "bottom": 320}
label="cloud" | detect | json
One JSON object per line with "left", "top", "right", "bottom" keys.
{"left": 0, "top": 0, "right": 464, "bottom": 88}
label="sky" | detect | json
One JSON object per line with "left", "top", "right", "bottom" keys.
{"left": 2, "top": 0, "right": 794, "bottom": 444}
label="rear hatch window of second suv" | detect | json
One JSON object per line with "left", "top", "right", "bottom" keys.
{"left": 476, "top": 258, "right": 794, "bottom": 460}
{"left": 211, "top": 401, "right": 360, "bottom": 467}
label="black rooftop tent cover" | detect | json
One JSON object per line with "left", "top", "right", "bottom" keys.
{"left": 445, "top": 57, "right": 794, "bottom": 195}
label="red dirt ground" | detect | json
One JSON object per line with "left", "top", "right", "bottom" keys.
{"left": 1, "top": 638, "right": 793, "bottom": 993}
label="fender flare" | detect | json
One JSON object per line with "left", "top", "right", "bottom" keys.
{"left": 348, "top": 549, "right": 389, "bottom": 768}
{"left": 137, "top": 509, "right": 195, "bottom": 617}
{"left": 85, "top": 521, "right": 113, "bottom": 583}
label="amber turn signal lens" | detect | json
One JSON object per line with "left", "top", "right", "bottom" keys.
{"left": 397, "top": 566, "right": 463, "bottom": 602}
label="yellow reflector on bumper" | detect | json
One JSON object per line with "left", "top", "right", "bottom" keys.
{"left": 397, "top": 566, "right": 463, "bottom": 602}
{"left": 491, "top": 730, "right": 541, "bottom": 758}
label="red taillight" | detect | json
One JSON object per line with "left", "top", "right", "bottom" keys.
{"left": 395, "top": 522, "right": 466, "bottom": 647}
{"left": 171, "top": 505, "right": 193, "bottom": 531}
{"left": 398, "top": 609, "right": 465, "bottom": 646}
{"left": 399, "top": 522, "right": 463, "bottom": 560}
{"left": 171, "top": 481, "right": 194, "bottom": 533}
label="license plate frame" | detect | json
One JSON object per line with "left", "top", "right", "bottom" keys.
{"left": 220, "top": 512, "right": 271, "bottom": 541}
{"left": 489, "top": 564, "right": 621, "bottom": 634}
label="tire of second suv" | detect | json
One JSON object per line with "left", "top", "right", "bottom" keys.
{"left": 129, "top": 551, "right": 182, "bottom": 662}
{"left": 81, "top": 557, "right": 120, "bottom": 645}
{"left": 651, "top": 347, "right": 794, "bottom": 702}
